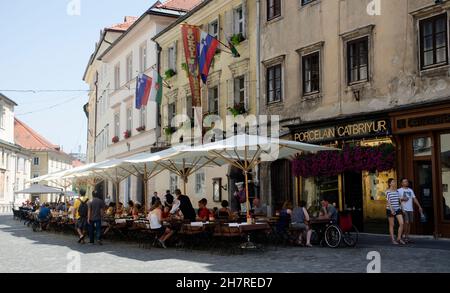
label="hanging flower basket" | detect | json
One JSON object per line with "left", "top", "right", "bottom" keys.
{"left": 112, "top": 136, "right": 119, "bottom": 144}
{"left": 292, "top": 143, "right": 396, "bottom": 178}
{"left": 123, "top": 130, "right": 131, "bottom": 139}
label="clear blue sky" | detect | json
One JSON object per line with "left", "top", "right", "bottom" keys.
{"left": 0, "top": 0, "right": 156, "bottom": 155}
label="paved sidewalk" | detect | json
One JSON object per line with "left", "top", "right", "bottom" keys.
{"left": 1, "top": 215, "right": 449, "bottom": 273}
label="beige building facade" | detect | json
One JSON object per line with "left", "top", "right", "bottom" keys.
{"left": 259, "top": 0, "right": 450, "bottom": 237}
{"left": 153, "top": 0, "right": 260, "bottom": 208}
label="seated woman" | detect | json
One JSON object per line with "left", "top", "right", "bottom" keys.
{"left": 161, "top": 206, "right": 171, "bottom": 220}
{"left": 276, "top": 201, "right": 293, "bottom": 235}
{"left": 115, "top": 202, "right": 124, "bottom": 217}
{"left": 126, "top": 200, "right": 135, "bottom": 215}
{"left": 147, "top": 202, "right": 173, "bottom": 248}
{"left": 196, "top": 198, "right": 210, "bottom": 222}
{"left": 105, "top": 202, "right": 116, "bottom": 217}
{"left": 131, "top": 203, "right": 141, "bottom": 220}
{"left": 291, "top": 200, "right": 313, "bottom": 247}
{"left": 217, "top": 200, "right": 232, "bottom": 220}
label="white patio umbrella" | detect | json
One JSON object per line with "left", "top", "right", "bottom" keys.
{"left": 165, "top": 134, "right": 338, "bottom": 222}
{"left": 15, "top": 184, "right": 63, "bottom": 195}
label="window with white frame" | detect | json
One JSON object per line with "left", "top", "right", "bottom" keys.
{"left": 168, "top": 44, "right": 177, "bottom": 72}
{"left": 209, "top": 19, "right": 219, "bottom": 39}
{"left": 234, "top": 76, "right": 245, "bottom": 106}
{"left": 114, "top": 63, "right": 121, "bottom": 90}
{"left": 0, "top": 104, "right": 4, "bottom": 129}
{"left": 114, "top": 112, "right": 120, "bottom": 137}
{"left": 195, "top": 172, "right": 205, "bottom": 195}
{"left": 170, "top": 174, "right": 178, "bottom": 194}
{"left": 126, "top": 54, "right": 133, "bottom": 82}
{"left": 33, "top": 157, "right": 39, "bottom": 166}
{"left": 168, "top": 102, "right": 176, "bottom": 127}
{"left": 266, "top": 64, "right": 282, "bottom": 103}
{"left": 139, "top": 43, "right": 147, "bottom": 73}
{"left": 208, "top": 86, "right": 219, "bottom": 115}
{"left": 126, "top": 106, "right": 132, "bottom": 132}
{"left": 234, "top": 5, "right": 244, "bottom": 36}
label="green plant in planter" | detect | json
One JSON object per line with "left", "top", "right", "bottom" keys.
{"left": 181, "top": 63, "right": 189, "bottom": 72}
{"left": 231, "top": 33, "right": 245, "bottom": 46}
{"left": 164, "top": 127, "right": 175, "bottom": 136}
{"left": 227, "top": 102, "right": 247, "bottom": 117}
{"left": 164, "top": 69, "right": 177, "bottom": 79}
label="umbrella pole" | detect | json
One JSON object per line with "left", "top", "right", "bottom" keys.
{"left": 144, "top": 164, "right": 148, "bottom": 213}
{"left": 245, "top": 170, "right": 251, "bottom": 224}
{"left": 116, "top": 181, "right": 120, "bottom": 205}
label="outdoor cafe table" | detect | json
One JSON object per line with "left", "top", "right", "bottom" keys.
{"left": 228, "top": 222, "right": 271, "bottom": 249}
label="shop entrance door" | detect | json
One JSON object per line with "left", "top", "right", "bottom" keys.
{"left": 343, "top": 172, "right": 364, "bottom": 232}
{"left": 414, "top": 160, "right": 435, "bottom": 235}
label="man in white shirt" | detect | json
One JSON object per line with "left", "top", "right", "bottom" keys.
{"left": 398, "top": 178, "right": 423, "bottom": 243}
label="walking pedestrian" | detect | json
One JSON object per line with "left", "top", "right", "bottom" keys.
{"left": 398, "top": 178, "right": 423, "bottom": 243}
{"left": 88, "top": 190, "right": 106, "bottom": 245}
{"left": 386, "top": 178, "right": 405, "bottom": 245}
{"left": 73, "top": 189, "right": 88, "bottom": 244}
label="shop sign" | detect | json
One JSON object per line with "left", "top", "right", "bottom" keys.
{"left": 294, "top": 120, "right": 389, "bottom": 143}
{"left": 397, "top": 113, "right": 450, "bottom": 130}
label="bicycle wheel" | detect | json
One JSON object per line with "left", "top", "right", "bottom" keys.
{"left": 342, "top": 225, "right": 359, "bottom": 247}
{"left": 324, "top": 225, "right": 342, "bottom": 248}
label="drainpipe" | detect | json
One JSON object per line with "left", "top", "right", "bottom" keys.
{"left": 256, "top": 0, "right": 262, "bottom": 206}
{"left": 93, "top": 71, "right": 99, "bottom": 163}
{"left": 156, "top": 42, "right": 162, "bottom": 144}
{"left": 256, "top": 0, "right": 261, "bottom": 120}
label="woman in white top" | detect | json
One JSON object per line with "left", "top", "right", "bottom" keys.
{"left": 147, "top": 201, "right": 173, "bottom": 248}
{"left": 386, "top": 178, "right": 405, "bottom": 245}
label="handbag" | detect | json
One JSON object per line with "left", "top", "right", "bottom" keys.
{"left": 420, "top": 212, "right": 427, "bottom": 223}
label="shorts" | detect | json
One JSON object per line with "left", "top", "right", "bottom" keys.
{"left": 387, "top": 209, "right": 402, "bottom": 218}
{"left": 403, "top": 211, "right": 414, "bottom": 223}
{"left": 152, "top": 227, "right": 166, "bottom": 237}
{"left": 291, "top": 223, "right": 308, "bottom": 230}
{"left": 76, "top": 217, "right": 87, "bottom": 229}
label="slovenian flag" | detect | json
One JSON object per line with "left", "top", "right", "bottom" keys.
{"left": 199, "top": 31, "right": 220, "bottom": 84}
{"left": 135, "top": 74, "right": 152, "bottom": 109}
{"left": 149, "top": 70, "right": 163, "bottom": 105}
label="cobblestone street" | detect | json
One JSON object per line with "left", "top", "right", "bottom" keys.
{"left": 1, "top": 215, "right": 450, "bottom": 273}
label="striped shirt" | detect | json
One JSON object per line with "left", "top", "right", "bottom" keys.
{"left": 386, "top": 190, "right": 401, "bottom": 211}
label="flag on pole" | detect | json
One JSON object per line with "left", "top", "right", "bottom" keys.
{"left": 149, "top": 70, "right": 163, "bottom": 104}
{"left": 199, "top": 31, "right": 220, "bottom": 84}
{"left": 135, "top": 74, "right": 152, "bottom": 109}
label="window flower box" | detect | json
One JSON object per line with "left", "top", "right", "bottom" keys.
{"left": 123, "top": 130, "right": 131, "bottom": 139}
{"left": 231, "top": 33, "right": 246, "bottom": 46}
{"left": 164, "top": 68, "right": 177, "bottom": 79}
{"left": 227, "top": 102, "right": 248, "bottom": 117}
{"left": 136, "top": 126, "right": 146, "bottom": 132}
{"left": 112, "top": 136, "right": 119, "bottom": 144}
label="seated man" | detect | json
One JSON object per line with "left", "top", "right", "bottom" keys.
{"left": 252, "top": 197, "right": 267, "bottom": 217}
{"left": 320, "top": 197, "right": 338, "bottom": 223}
{"left": 38, "top": 203, "right": 52, "bottom": 230}
{"left": 196, "top": 198, "right": 210, "bottom": 222}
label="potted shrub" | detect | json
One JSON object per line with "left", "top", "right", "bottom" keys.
{"left": 123, "top": 130, "right": 131, "bottom": 139}
{"left": 136, "top": 126, "right": 146, "bottom": 132}
{"left": 112, "top": 136, "right": 119, "bottom": 144}
{"left": 231, "top": 33, "right": 245, "bottom": 46}
{"left": 164, "top": 68, "right": 177, "bottom": 79}
{"left": 227, "top": 102, "right": 247, "bottom": 117}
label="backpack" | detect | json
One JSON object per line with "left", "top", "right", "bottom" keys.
{"left": 78, "top": 199, "right": 88, "bottom": 218}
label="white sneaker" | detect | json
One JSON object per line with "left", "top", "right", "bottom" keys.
{"left": 158, "top": 239, "right": 167, "bottom": 249}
